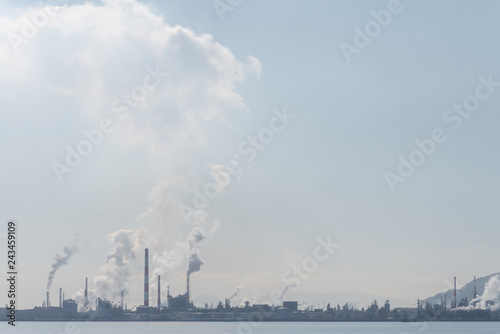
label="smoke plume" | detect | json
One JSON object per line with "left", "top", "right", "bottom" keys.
{"left": 477, "top": 275, "right": 500, "bottom": 310}
{"left": 281, "top": 282, "right": 300, "bottom": 300}
{"left": 229, "top": 286, "right": 243, "bottom": 301}
{"left": 97, "top": 229, "right": 141, "bottom": 300}
{"left": 453, "top": 275, "right": 500, "bottom": 311}
{"left": 20, "top": 0, "right": 258, "bottom": 307}
{"left": 187, "top": 227, "right": 206, "bottom": 276}
{"left": 47, "top": 234, "right": 82, "bottom": 290}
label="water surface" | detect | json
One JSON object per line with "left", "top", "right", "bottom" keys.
{"left": 10, "top": 321, "right": 500, "bottom": 334}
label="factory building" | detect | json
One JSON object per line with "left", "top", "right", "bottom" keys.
{"left": 283, "top": 301, "right": 298, "bottom": 311}
{"left": 23, "top": 250, "right": 500, "bottom": 322}
{"left": 167, "top": 291, "right": 191, "bottom": 310}
{"left": 166, "top": 272, "right": 194, "bottom": 310}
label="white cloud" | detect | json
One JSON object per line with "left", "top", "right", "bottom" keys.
{"left": 0, "top": 0, "right": 260, "bottom": 306}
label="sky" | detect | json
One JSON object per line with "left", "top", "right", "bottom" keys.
{"left": 1, "top": 0, "right": 500, "bottom": 310}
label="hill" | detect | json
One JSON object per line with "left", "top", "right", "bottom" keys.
{"left": 422, "top": 273, "right": 500, "bottom": 307}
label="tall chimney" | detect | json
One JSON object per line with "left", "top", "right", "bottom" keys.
{"left": 144, "top": 248, "right": 149, "bottom": 306}
{"left": 121, "top": 290, "right": 124, "bottom": 309}
{"left": 186, "top": 273, "right": 190, "bottom": 307}
{"left": 85, "top": 277, "right": 88, "bottom": 301}
{"left": 47, "top": 291, "right": 50, "bottom": 308}
{"left": 473, "top": 276, "right": 477, "bottom": 299}
{"left": 454, "top": 276, "right": 457, "bottom": 308}
{"left": 158, "top": 275, "right": 161, "bottom": 310}
{"left": 59, "top": 288, "right": 62, "bottom": 308}
{"left": 63, "top": 292, "right": 65, "bottom": 304}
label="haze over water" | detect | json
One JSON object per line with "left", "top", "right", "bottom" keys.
{"left": 12, "top": 322, "right": 500, "bottom": 334}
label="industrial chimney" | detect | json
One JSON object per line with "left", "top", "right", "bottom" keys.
{"left": 85, "top": 277, "right": 88, "bottom": 302}
{"left": 186, "top": 273, "right": 190, "bottom": 307}
{"left": 144, "top": 248, "right": 149, "bottom": 306}
{"left": 158, "top": 275, "right": 161, "bottom": 310}
{"left": 59, "top": 288, "right": 62, "bottom": 308}
{"left": 46, "top": 291, "right": 50, "bottom": 308}
{"left": 473, "top": 276, "right": 477, "bottom": 299}
{"left": 121, "top": 290, "right": 124, "bottom": 310}
{"left": 453, "top": 277, "right": 457, "bottom": 308}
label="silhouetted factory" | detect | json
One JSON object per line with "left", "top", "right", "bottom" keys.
{"left": 4, "top": 249, "right": 499, "bottom": 322}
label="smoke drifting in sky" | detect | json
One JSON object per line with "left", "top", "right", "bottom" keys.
{"left": 452, "top": 275, "right": 500, "bottom": 311}
{"left": 90, "top": 229, "right": 142, "bottom": 304}
{"left": 187, "top": 227, "right": 206, "bottom": 276}
{"left": 281, "top": 282, "right": 300, "bottom": 300}
{"left": 229, "top": 286, "right": 243, "bottom": 301}
{"left": 469, "top": 275, "right": 500, "bottom": 310}
{"left": 2, "top": 0, "right": 257, "bottom": 308}
{"left": 106, "top": 229, "right": 138, "bottom": 267}
{"left": 47, "top": 233, "right": 82, "bottom": 290}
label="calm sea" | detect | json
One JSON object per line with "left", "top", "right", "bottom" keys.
{"left": 8, "top": 321, "right": 500, "bottom": 334}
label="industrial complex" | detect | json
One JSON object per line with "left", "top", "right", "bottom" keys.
{"left": 4, "top": 249, "right": 500, "bottom": 322}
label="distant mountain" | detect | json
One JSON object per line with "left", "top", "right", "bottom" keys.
{"left": 422, "top": 273, "right": 500, "bottom": 306}
{"left": 192, "top": 273, "right": 500, "bottom": 310}
{"left": 193, "top": 291, "right": 412, "bottom": 309}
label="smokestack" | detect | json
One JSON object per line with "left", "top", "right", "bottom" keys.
{"left": 63, "top": 292, "right": 65, "bottom": 304}
{"left": 85, "top": 277, "right": 88, "bottom": 300}
{"left": 121, "top": 290, "right": 124, "bottom": 309}
{"left": 144, "top": 248, "right": 149, "bottom": 306}
{"left": 158, "top": 275, "right": 161, "bottom": 310}
{"left": 47, "top": 291, "right": 50, "bottom": 308}
{"left": 59, "top": 288, "right": 62, "bottom": 308}
{"left": 186, "top": 273, "right": 190, "bottom": 307}
{"left": 167, "top": 285, "right": 170, "bottom": 308}
{"left": 473, "top": 276, "right": 477, "bottom": 299}
{"left": 454, "top": 276, "right": 457, "bottom": 308}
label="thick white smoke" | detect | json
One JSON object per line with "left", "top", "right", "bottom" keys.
{"left": 453, "top": 275, "right": 500, "bottom": 311}
{"left": 106, "top": 229, "right": 139, "bottom": 266}
{"left": 100, "top": 230, "right": 141, "bottom": 298}
{"left": 187, "top": 227, "right": 207, "bottom": 276}
{"left": 74, "top": 229, "right": 142, "bottom": 310}
{"left": 7, "top": 0, "right": 259, "bottom": 308}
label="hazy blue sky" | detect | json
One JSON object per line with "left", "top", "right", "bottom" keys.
{"left": 1, "top": 0, "right": 499, "bottom": 309}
